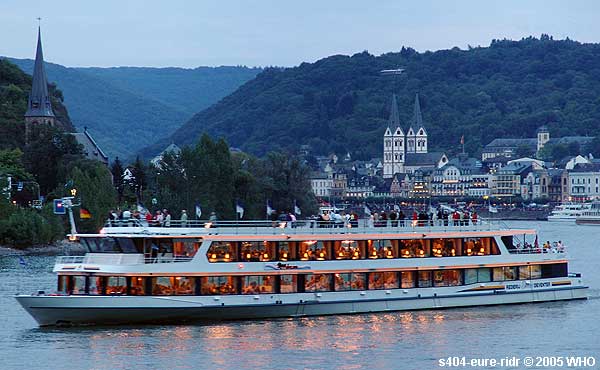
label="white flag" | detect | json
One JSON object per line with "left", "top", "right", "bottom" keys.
{"left": 294, "top": 204, "right": 302, "bottom": 215}
{"left": 195, "top": 203, "right": 202, "bottom": 218}
{"left": 266, "top": 200, "right": 274, "bottom": 216}
{"left": 488, "top": 205, "right": 498, "bottom": 214}
{"left": 236, "top": 202, "right": 245, "bottom": 218}
{"left": 364, "top": 204, "right": 371, "bottom": 216}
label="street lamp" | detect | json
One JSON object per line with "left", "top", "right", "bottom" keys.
{"left": 70, "top": 188, "right": 77, "bottom": 196}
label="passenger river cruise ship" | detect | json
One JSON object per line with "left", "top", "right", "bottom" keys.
{"left": 16, "top": 218, "right": 588, "bottom": 326}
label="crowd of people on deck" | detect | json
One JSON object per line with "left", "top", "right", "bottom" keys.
{"left": 106, "top": 205, "right": 484, "bottom": 229}
{"left": 515, "top": 240, "right": 565, "bottom": 253}
{"left": 309, "top": 207, "right": 479, "bottom": 228}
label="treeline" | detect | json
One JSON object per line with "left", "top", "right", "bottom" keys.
{"left": 113, "top": 134, "right": 318, "bottom": 221}
{"left": 144, "top": 35, "right": 600, "bottom": 160}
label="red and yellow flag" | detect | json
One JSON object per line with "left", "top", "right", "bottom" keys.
{"left": 80, "top": 208, "right": 92, "bottom": 219}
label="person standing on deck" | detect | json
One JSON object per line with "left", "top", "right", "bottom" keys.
{"left": 180, "top": 210, "right": 188, "bottom": 227}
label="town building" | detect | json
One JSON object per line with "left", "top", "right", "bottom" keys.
{"left": 482, "top": 126, "right": 593, "bottom": 161}
{"left": 430, "top": 155, "right": 489, "bottom": 197}
{"left": 490, "top": 163, "right": 531, "bottom": 198}
{"left": 72, "top": 127, "right": 109, "bottom": 165}
{"left": 566, "top": 163, "right": 600, "bottom": 201}
{"left": 383, "top": 93, "right": 447, "bottom": 178}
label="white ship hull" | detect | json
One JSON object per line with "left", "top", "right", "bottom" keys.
{"left": 547, "top": 215, "right": 578, "bottom": 222}
{"left": 16, "top": 278, "right": 587, "bottom": 326}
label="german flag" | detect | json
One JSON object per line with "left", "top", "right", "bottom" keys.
{"left": 80, "top": 208, "right": 92, "bottom": 219}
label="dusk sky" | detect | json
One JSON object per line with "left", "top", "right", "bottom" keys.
{"left": 1, "top": 0, "right": 598, "bottom": 68}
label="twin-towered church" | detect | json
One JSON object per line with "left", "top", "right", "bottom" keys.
{"left": 383, "top": 93, "right": 447, "bottom": 178}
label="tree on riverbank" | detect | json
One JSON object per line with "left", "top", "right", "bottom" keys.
{"left": 145, "top": 134, "right": 317, "bottom": 220}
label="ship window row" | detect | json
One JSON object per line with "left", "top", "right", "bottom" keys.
{"left": 57, "top": 263, "right": 566, "bottom": 295}
{"left": 206, "top": 238, "right": 500, "bottom": 263}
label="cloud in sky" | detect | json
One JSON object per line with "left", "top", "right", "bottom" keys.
{"left": 0, "top": 0, "right": 597, "bottom": 68}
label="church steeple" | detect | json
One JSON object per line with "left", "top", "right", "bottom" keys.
{"left": 24, "top": 26, "right": 55, "bottom": 142}
{"left": 388, "top": 93, "right": 401, "bottom": 128}
{"left": 25, "top": 27, "right": 54, "bottom": 118}
{"left": 412, "top": 93, "right": 423, "bottom": 129}
{"left": 413, "top": 93, "right": 428, "bottom": 154}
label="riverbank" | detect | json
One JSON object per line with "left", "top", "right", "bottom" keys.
{"left": 0, "top": 240, "right": 85, "bottom": 257}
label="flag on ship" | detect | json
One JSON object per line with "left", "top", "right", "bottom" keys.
{"left": 195, "top": 202, "right": 202, "bottom": 219}
{"left": 364, "top": 204, "right": 372, "bottom": 216}
{"left": 488, "top": 205, "right": 498, "bottom": 213}
{"left": 80, "top": 208, "right": 92, "bottom": 219}
{"left": 294, "top": 200, "right": 301, "bottom": 215}
{"left": 236, "top": 200, "right": 245, "bottom": 219}
{"left": 266, "top": 200, "right": 274, "bottom": 217}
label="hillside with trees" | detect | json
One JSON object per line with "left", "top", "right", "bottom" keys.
{"left": 0, "top": 58, "right": 115, "bottom": 246}
{"left": 143, "top": 35, "right": 600, "bottom": 160}
{"left": 7, "top": 58, "right": 261, "bottom": 159}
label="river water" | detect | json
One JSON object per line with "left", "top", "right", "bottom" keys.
{"left": 0, "top": 221, "right": 599, "bottom": 370}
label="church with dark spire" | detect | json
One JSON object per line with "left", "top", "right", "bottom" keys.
{"left": 23, "top": 26, "right": 108, "bottom": 164}
{"left": 24, "top": 26, "right": 56, "bottom": 141}
{"left": 383, "top": 93, "right": 446, "bottom": 179}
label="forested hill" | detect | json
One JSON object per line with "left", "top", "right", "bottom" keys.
{"left": 76, "top": 66, "right": 262, "bottom": 117}
{"left": 0, "top": 58, "right": 73, "bottom": 149}
{"left": 8, "top": 59, "right": 260, "bottom": 159}
{"left": 142, "top": 36, "right": 600, "bottom": 159}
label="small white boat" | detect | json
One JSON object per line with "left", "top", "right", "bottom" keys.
{"left": 547, "top": 203, "right": 590, "bottom": 222}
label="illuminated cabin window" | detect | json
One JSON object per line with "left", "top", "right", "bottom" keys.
{"left": 88, "top": 276, "right": 104, "bottom": 295}
{"left": 241, "top": 275, "right": 274, "bottom": 294}
{"left": 334, "top": 273, "right": 366, "bottom": 291}
{"left": 432, "top": 238, "right": 459, "bottom": 257}
{"left": 206, "top": 242, "right": 237, "bottom": 262}
{"left": 400, "top": 271, "right": 416, "bottom": 288}
{"left": 433, "top": 270, "right": 463, "bottom": 287}
{"left": 106, "top": 276, "right": 127, "bottom": 294}
{"left": 305, "top": 274, "right": 331, "bottom": 292}
{"left": 278, "top": 241, "right": 297, "bottom": 261}
{"left": 130, "top": 277, "right": 146, "bottom": 295}
{"left": 201, "top": 276, "right": 237, "bottom": 295}
{"left": 240, "top": 241, "right": 276, "bottom": 262}
{"left": 464, "top": 268, "right": 491, "bottom": 284}
{"left": 298, "top": 241, "right": 329, "bottom": 261}
{"left": 151, "top": 277, "right": 192, "bottom": 295}
{"left": 280, "top": 274, "right": 298, "bottom": 293}
{"left": 369, "top": 272, "right": 398, "bottom": 289}
{"left": 493, "top": 266, "right": 517, "bottom": 281}
{"left": 333, "top": 240, "right": 362, "bottom": 260}
{"left": 399, "top": 239, "right": 429, "bottom": 258}
{"left": 368, "top": 240, "right": 396, "bottom": 259}
{"left": 519, "top": 265, "right": 542, "bottom": 280}
{"left": 463, "top": 237, "right": 500, "bottom": 256}
{"left": 417, "top": 271, "right": 432, "bottom": 287}
{"left": 173, "top": 239, "right": 200, "bottom": 258}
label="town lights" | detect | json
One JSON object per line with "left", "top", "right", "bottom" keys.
{"left": 70, "top": 188, "right": 77, "bottom": 196}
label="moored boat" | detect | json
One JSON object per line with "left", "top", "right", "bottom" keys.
{"left": 547, "top": 203, "right": 590, "bottom": 222}
{"left": 575, "top": 202, "right": 600, "bottom": 225}
{"left": 16, "top": 218, "right": 588, "bottom": 326}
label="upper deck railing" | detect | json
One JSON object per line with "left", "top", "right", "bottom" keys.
{"left": 99, "top": 218, "right": 518, "bottom": 236}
